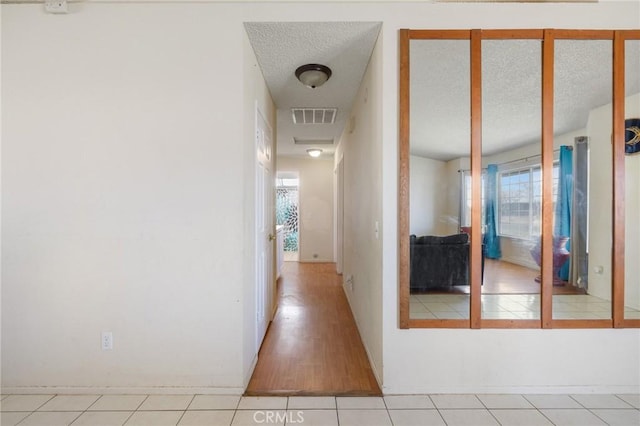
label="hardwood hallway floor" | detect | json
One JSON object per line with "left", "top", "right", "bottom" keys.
{"left": 245, "top": 262, "right": 382, "bottom": 396}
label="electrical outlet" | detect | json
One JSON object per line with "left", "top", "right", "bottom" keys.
{"left": 346, "top": 275, "right": 354, "bottom": 292}
{"left": 44, "top": 0, "right": 68, "bottom": 14}
{"left": 101, "top": 332, "right": 113, "bottom": 351}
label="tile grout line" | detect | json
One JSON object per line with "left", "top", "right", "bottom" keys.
{"left": 426, "top": 395, "right": 448, "bottom": 426}
{"left": 14, "top": 410, "right": 36, "bottom": 426}
{"left": 36, "top": 394, "right": 144, "bottom": 426}
{"left": 173, "top": 394, "right": 196, "bottom": 426}
{"left": 475, "top": 394, "right": 504, "bottom": 425}
{"left": 122, "top": 394, "right": 149, "bottom": 426}
{"left": 15, "top": 394, "right": 69, "bottom": 426}
{"left": 534, "top": 406, "right": 556, "bottom": 426}
{"left": 122, "top": 410, "right": 137, "bottom": 426}
{"left": 67, "top": 393, "right": 106, "bottom": 426}
{"left": 380, "top": 394, "right": 394, "bottom": 425}
{"left": 586, "top": 407, "right": 610, "bottom": 426}
{"left": 582, "top": 394, "right": 637, "bottom": 426}
{"left": 521, "top": 394, "right": 558, "bottom": 426}
{"left": 4, "top": 394, "right": 640, "bottom": 426}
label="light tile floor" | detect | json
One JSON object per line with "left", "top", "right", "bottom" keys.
{"left": 410, "top": 293, "right": 640, "bottom": 320}
{"left": 1, "top": 393, "right": 638, "bottom": 425}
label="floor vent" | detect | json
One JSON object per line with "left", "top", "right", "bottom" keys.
{"left": 292, "top": 108, "right": 337, "bottom": 124}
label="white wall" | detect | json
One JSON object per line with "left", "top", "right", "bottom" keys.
{"left": 626, "top": 94, "right": 640, "bottom": 311}
{"left": 380, "top": 1, "right": 640, "bottom": 395}
{"left": 587, "top": 103, "right": 615, "bottom": 301}
{"left": 409, "top": 155, "right": 448, "bottom": 236}
{"left": 334, "top": 32, "right": 383, "bottom": 384}
{"left": 2, "top": 0, "right": 640, "bottom": 396}
{"left": 409, "top": 154, "right": 466, "bottom": 240}
{"left": 2, "top": 3, "right": 249, "bottom": 392}
{"left": 276, "top": 157, "right": 334, "bottom": 262}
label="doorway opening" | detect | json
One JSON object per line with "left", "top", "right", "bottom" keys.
{"left": 276, "top": 172, "right": 300, "bottom": 262}
{"left": 245, "top": 20, "right": 382, "bottom": 396}
{"left": 245, "top": 262, "right": 381, "bottom": 396}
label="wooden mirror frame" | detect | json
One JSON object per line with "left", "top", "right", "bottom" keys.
{"left": 399, "top": 28, "right": 640, "bottom": 330}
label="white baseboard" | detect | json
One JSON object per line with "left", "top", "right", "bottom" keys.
{"left": 341, "top": 285, "right": 383, "bottom": 391}
{"left": 0, "top": 386, "right": 244, "bottom": 395}
{"left": 243, "top": 353, "right": 259, "bottom": 389}
{"left": 360, "top": 336, "right": 383, "bottom": 390}
{"left": 5, "top": 383, "right": 635, "bottom": 396}
{"left": 381, "top": 385, "right": 640, "bottom": 395}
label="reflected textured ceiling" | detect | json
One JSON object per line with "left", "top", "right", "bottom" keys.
{"left": 410, "top": 39, "right": 640, "bottom": 161}
{"left": 245, "top": 22, "right": 381, "bottom": 158}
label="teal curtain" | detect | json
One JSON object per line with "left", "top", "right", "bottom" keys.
{"left": 483, "top": 164, "right": 502, "bottom": 259}
{"left": 555, "top": 146, "right": 573, "bottom": 280}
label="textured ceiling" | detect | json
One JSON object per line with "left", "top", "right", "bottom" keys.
{"left": 245, "top": 22, "right": 381, "bottom": 158}
{"left": 246, "top": 25, "right": 639, "bottom": 162}
{"left": 410, "top": 39, "right": 640, "bottom": 161}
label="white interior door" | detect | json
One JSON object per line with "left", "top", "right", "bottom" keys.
{"left": 255, "top": 102, "right": 274, "bottom": 352}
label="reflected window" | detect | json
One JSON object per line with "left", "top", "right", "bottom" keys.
{"left": 497, "top": 163, "right": 559, "bottom": 239}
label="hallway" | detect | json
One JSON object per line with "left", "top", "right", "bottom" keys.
{"left": 245, "top": 262, "right": 381, "bottom": 396}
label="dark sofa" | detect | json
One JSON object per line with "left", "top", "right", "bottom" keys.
{"left": 410, "top": 233, "right": 472, "bottom": 292}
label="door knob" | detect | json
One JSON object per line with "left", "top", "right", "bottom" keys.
{"left": 268, "top": 234, "right": 276, "bottom": 241}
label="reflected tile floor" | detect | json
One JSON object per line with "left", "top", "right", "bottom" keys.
{"left": 1, "top": 394, "right": 639, "bottom": 425}
{"left": 410, "top": 293, "right": 640, "bottom": 320}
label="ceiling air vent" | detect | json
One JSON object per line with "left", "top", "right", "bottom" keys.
{"left": 293, "top": 138, "right": 334, "bottom": 145}
{"left": 292, "top": 108, "right": 337, "bottom": 124}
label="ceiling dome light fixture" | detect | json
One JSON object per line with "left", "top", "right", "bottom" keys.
{"left": 307, "top": 148, "right": 323, "bottom": 158}
{"left": 295, "top": 64, "right": 332, "bottom": 89}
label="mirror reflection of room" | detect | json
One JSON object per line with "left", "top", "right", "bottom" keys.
{"left": 408, "top": 35, "right": 640, "bottom": 323}
{"left": 549, "top": 39, "right": 613, "bottom": 320}
{"left": 625, "top": 39, "right": 640, "bottom": 321}
{"left": 479, "top": 39, "right": 543, "bottom": 321}
{"left": 409, "top": 39, "right": 471, "bottom": 320}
